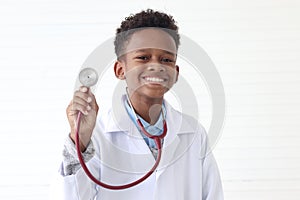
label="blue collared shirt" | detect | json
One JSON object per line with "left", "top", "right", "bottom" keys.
{"left": 124, "top": 100, "right": 166, "bottom": 150}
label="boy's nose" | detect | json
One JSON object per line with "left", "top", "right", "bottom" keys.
{"left": 146, "top": 64, "right": 166, "bottom": 72}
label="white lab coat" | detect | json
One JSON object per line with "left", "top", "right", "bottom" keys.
{"left": 62, "top": 95, "right": 223, "bottom": 200}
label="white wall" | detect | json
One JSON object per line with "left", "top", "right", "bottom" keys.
{"left": 0, "top": 0, "right": 299, "bottom": 199}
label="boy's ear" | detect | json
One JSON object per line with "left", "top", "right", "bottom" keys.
{"left": 114, "top": 60, "right": 126, "bottom": 80}
{"left": 175, "top": 65, "right": 179, "bottom": 82}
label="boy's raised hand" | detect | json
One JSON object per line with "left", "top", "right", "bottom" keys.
{"left": 66, "top": 86, "right": 98, "bottom": 152}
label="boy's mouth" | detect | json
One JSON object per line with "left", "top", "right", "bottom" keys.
{"left": 142, "top": 76, "right": 167, "bottom": 84}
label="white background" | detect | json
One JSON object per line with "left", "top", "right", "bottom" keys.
{"left": 0, "top": 0, "right": 300, "bottom": 199}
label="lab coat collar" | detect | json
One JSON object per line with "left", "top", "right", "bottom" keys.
{"left": 105, "top": 94, "right": 196, "bottom": 135}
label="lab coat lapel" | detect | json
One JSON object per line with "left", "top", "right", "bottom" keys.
{"left": 156, "top": 101, "right": 197, "bottom": 179}
{"left": 104, "top": 95, "right": 156, "bottom": 173}
{"left": 104, "top": 95, "right": 131, "bottom": 133}
{"left": 127, "top": 123, "right": 157, "bottom": 171}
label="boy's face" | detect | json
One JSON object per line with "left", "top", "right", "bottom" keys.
{"left": 114, "top": 28, "right": 179, "bottom": 100}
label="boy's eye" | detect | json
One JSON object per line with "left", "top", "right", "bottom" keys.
{"left": 136, "top": 56, "right": 149, "bottom": 60}
{"left": 161, "top": 58, "right": 174, "bottom": 63}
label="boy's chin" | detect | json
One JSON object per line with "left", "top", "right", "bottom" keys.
{"left": 141, "top": 88, "right": 167, "bottom": 100}
{"left": 129, "top": 84, "right": 169, "bottom": 99}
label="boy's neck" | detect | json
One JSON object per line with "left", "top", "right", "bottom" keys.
{"left": 129, "top": 93, "right": 163, "bottom": 125}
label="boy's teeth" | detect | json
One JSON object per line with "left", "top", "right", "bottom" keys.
{"left": 145, "top": 77, "right": 164, "bottom": 82}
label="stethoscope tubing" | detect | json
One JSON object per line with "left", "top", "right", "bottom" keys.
{"left": 75, "top": 111, "right": 166, "bottom": 190}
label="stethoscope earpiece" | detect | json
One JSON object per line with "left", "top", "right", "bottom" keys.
{"left": 79, "top": 67, "right": 99, "bottom": 87}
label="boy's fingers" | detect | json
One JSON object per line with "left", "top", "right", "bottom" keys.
{"left": 80, "top": 86, "right": 88, "bottom": 92}
{"left": 72, "top": 96, "right": 90, "bottom": 109}
{"left": 71, "top": 102, "right": 89, "bottom": 115}
{"left": 87, "top": 91, "right": 98, "bottom": 111}
{"left": 70, "top": 87, "right": 98, "bottom": 115}
{"left": 67, "top": 100, "right": 89, "bottom": 116}
{"left": 74, "top": 90, "right": 92, "bottom": 104}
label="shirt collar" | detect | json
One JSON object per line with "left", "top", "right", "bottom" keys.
{"left": 124, "top": 97, "right": 166, "bottom": 132}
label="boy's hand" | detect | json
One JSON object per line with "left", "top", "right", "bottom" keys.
{"left": 66, "top": 86, "right": 98, "bottom": 152}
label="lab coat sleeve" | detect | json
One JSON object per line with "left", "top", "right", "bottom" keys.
{"left": 60, "top": 157, "right": 100, "bottom": 200}
{"left": 62, "top": 135, "right": 95, "bottom": 176}
{"left": 202, "top": 152, "right": 224, "bottom": 200}
{"left": 199, "top": 125, "right": 224, "bottom": 200}
{"left": 59, "top": 136, "right": 100, "bottom": 200}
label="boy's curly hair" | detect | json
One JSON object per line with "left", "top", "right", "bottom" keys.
{"left": 114, "top": 9, "right": 180, "bottom": 58}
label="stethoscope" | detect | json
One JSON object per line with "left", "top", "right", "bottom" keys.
{"left": 75, "top": 68, "right": 168, "bottom": 190}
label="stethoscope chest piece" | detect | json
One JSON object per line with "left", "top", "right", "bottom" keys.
{"left": 79, "top": 68, "right": 99, "bottom": 87}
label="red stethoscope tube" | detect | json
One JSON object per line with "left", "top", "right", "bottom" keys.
{"left": 75, "top": 112, "right": 167, "bottom": 190}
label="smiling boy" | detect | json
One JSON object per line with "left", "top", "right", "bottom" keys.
{"left": 114, "top": 27, "right": 179, "bottom": 124}
{"left": 61, "top": 9, "right": 223, "bottom": 200}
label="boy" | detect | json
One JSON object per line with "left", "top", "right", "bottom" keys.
{"left": 61, "top": 9, "right": 223, "bottom": 200}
